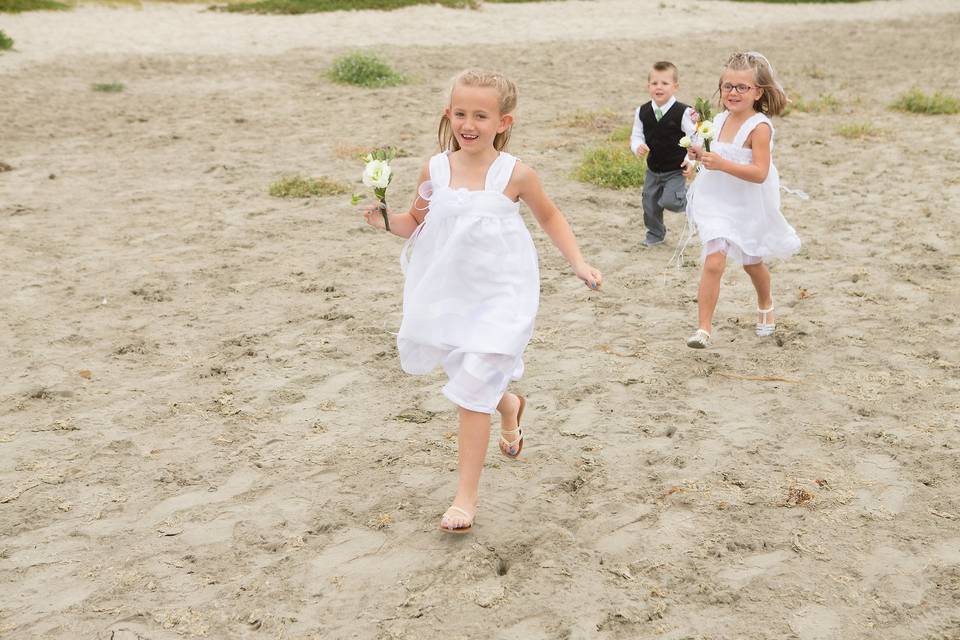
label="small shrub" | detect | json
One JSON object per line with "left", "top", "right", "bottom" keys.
{"left": 269, "top": 175, "right": 350, "bottom": 198}
{"left": 835, "top": 122, "right": 883, "bottom": 140}
{"left": 575, "top": 146, "right": 646, "bottom": 190}
{"left": 328, "top": 52, "right": 404, "bottom": 88}
{"left": 92, "top": 82, "right": 125, "bottom": 93}
{"left": 219, "top": 0, "right": 475, "bottom": 15}
{"left": 0, "top": 30, "right": 13, "bottom": 50}
{"left": 890, "top": 89, "right": 960, "bottom": 115}
{"left": 0, "top": 0, "right": 69, "bottom": 12}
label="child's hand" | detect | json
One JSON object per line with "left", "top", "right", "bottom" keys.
{"left": 635, "top": 144, "right": 649, "bottom": 157}
{"left": 574, "top": 263, "right": 603, "bottom": 290}
{"left": 682, "top": 162, "right": 695, "bottom": 178}
{"left": 362, "top": 202, "right": 387, "bottom": 230}
{"left": 700, "top": 152, "right": 725, "bottom": 171}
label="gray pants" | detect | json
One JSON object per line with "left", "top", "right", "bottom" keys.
{"left": 642, "top": 168, "right": 687, "bottom": 243}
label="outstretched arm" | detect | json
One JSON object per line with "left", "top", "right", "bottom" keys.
{"left": 699, "top": 123, "right": 772, "bottom": 183}
{"left": 515, "top": 163, "right": 602, "bottom": 289}
{"left": 362, "top": 163, "right": 430, "bottom": 239}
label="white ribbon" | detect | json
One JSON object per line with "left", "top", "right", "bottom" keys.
{"left": 400, "top": 180, "right": 434, "bottom": 274}
{"left": 781, "top": 185, "right": 810, "bottom": 200}
{"left": 400, "top": 222, "right": 425, "bottom": 274}
{"left": 744, "top": 51, "right": 786, "bottom": 96}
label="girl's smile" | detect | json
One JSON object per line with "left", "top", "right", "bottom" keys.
{"left": 721, "top": 69, "right": 763, "bottom": 114}
{"left": 447, "top": 85, "right": 511, "bottom": 152}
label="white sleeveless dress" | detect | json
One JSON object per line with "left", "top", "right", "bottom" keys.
{"left": 687, "top": 111, "right": 801, "bottom": 265}
{"left": 397, "top": 151, "right": 540, "bottom": 414}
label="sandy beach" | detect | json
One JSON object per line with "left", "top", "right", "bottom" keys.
{"left": 2, "top": 0, "right": 959, "bottom": 638}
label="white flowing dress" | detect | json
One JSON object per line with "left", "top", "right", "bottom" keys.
{"left": 687, "top": 111, "right": 801, "bottom": 264}
{"left": 397, "top": 151, "right": 540, "bottom": 414}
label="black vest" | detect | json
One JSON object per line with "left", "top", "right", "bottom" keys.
{"left": 638, "top": 100, "right": 689, "bottom": 172}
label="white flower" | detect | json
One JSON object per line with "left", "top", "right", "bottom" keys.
{"left": 362, "top": 159, "right": 392, "bottom": 189}
{"left": 678, "top": 136, "right": 692, "bottom": 149}
{"left": 697, "top": 119, "right": 716, "bottom": 140}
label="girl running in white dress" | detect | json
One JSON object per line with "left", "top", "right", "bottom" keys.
{"left": 685, "top": 52, "right": 801, "bottom": 349}
{"left": 363, "top": 69, "right": 602, "bottom": 533}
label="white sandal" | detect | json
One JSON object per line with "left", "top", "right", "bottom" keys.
{"left": 498, "top": 395, "right": 525, "bottom": 459}
{"left": 686, "top": 329, "right": 711, "bottom": 349}
{"left": 439, "top": 505, "right": 475, "bottom": 534}
{"left": 756, "top": 306, "right": 775, "bottom": 337}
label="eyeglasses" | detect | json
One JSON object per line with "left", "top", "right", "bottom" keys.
{"left": 720, "top": 83, "right": 756, "bottom": 94}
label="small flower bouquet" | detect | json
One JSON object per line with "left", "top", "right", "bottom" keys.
{"left": 353, "top": 147, "right": 396, "bottom": 231}
{"left": 679, "top": 97, "right": 716, "bottom": 159}
{"left": 692, "top": 97, "right": 716, "bottom": 152}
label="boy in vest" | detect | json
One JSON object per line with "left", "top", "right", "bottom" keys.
{"left": 630, "top": 61, "right": 697, "bottom": 246}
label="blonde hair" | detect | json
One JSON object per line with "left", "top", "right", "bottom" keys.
{"left": 720, "top": 51, "right": 788, "bottom": 116}
{"left": 438, "top": 69, "right": 518, "bottom": 152}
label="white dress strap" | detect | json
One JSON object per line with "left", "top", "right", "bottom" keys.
{"left": 484, "top": 152, "right": 518, "bottom": 193}
{"left": 732, "top": 112, "right": 774, "bottom": 149}
{"left": 429, "top": 152, "right": 451, "bottom": 189}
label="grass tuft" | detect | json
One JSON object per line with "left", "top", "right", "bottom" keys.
{"left": 92, "top": 82, "right": 125, "bottom": 93}
{"left": 335, "top": 144, "right": 410, "bottom": 161}
{"left": 785, "top": 93, "right": 841, "bottom": 115}
{"left": 890, "top": 89, "right": 960, "bottom": 115}
{"left": 607, "top": 125, "right": 632, "bottom": 144}
{"left": 217, "top": 0, "right": 476, "bottom": 15}
{"left": 560, "top": 108, "right": 621, "bottom": 132}
{"left": 835, "top": 122, "right": 883, "bottom": 140}
{"left": 269, "top": 175, "right": 350, "bottom": 198}
{"left": 0, "top": 0, "right": 69, "bottom": 12}
{"left": 0, "top": 29, "right": 12, "bottom": 50}
{"left": 328, "top": 52, "right": 405, "bottom": 88}
{"left": 575, "top": 146, "right": 646, "bottom": 190}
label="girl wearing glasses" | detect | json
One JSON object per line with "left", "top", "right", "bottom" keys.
{"left": 684, "top": 52, "right": 801, "bottom": 349}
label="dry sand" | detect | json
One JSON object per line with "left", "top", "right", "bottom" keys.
{"left": 1, "top": 1, "right": 959, "bottom": 638}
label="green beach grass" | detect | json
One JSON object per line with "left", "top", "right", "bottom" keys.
{"left": 0, "top": 0, "right": 69, "bottom": 12}
{"left": 329, "top": 52, "right": 405, "bottom": 88}
{"left": 92, "top": 82, "right": 126, "bottom": 93}
{"left": 835, "top": 122, "right": 883, "bottom": 140}
{"left": 219, "top": 0, "right": 475, "bottom": 14}
{"left": 890, "top": 89, "right": 960, "bottom": 115}
{"left": 562, "top": 108, "right": 647, "bottom": 190}
{"left": 576, "top": 146, "right": 647, "bottom": 191}
{"left": 0, "top": 30, "right": 13, "bottom": 50}
{"left": 785, "top": 92, "right": 841, "bottom": 115}
{"left": 269, "top": 175, "right": 350, "bottom": 198}
{"left": 216, "top": 0, "right": 552, "bottom": 13}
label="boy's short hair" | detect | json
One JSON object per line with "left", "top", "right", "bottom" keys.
{"left": 649, "top": 61, "right": 679, "bottom": 83}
